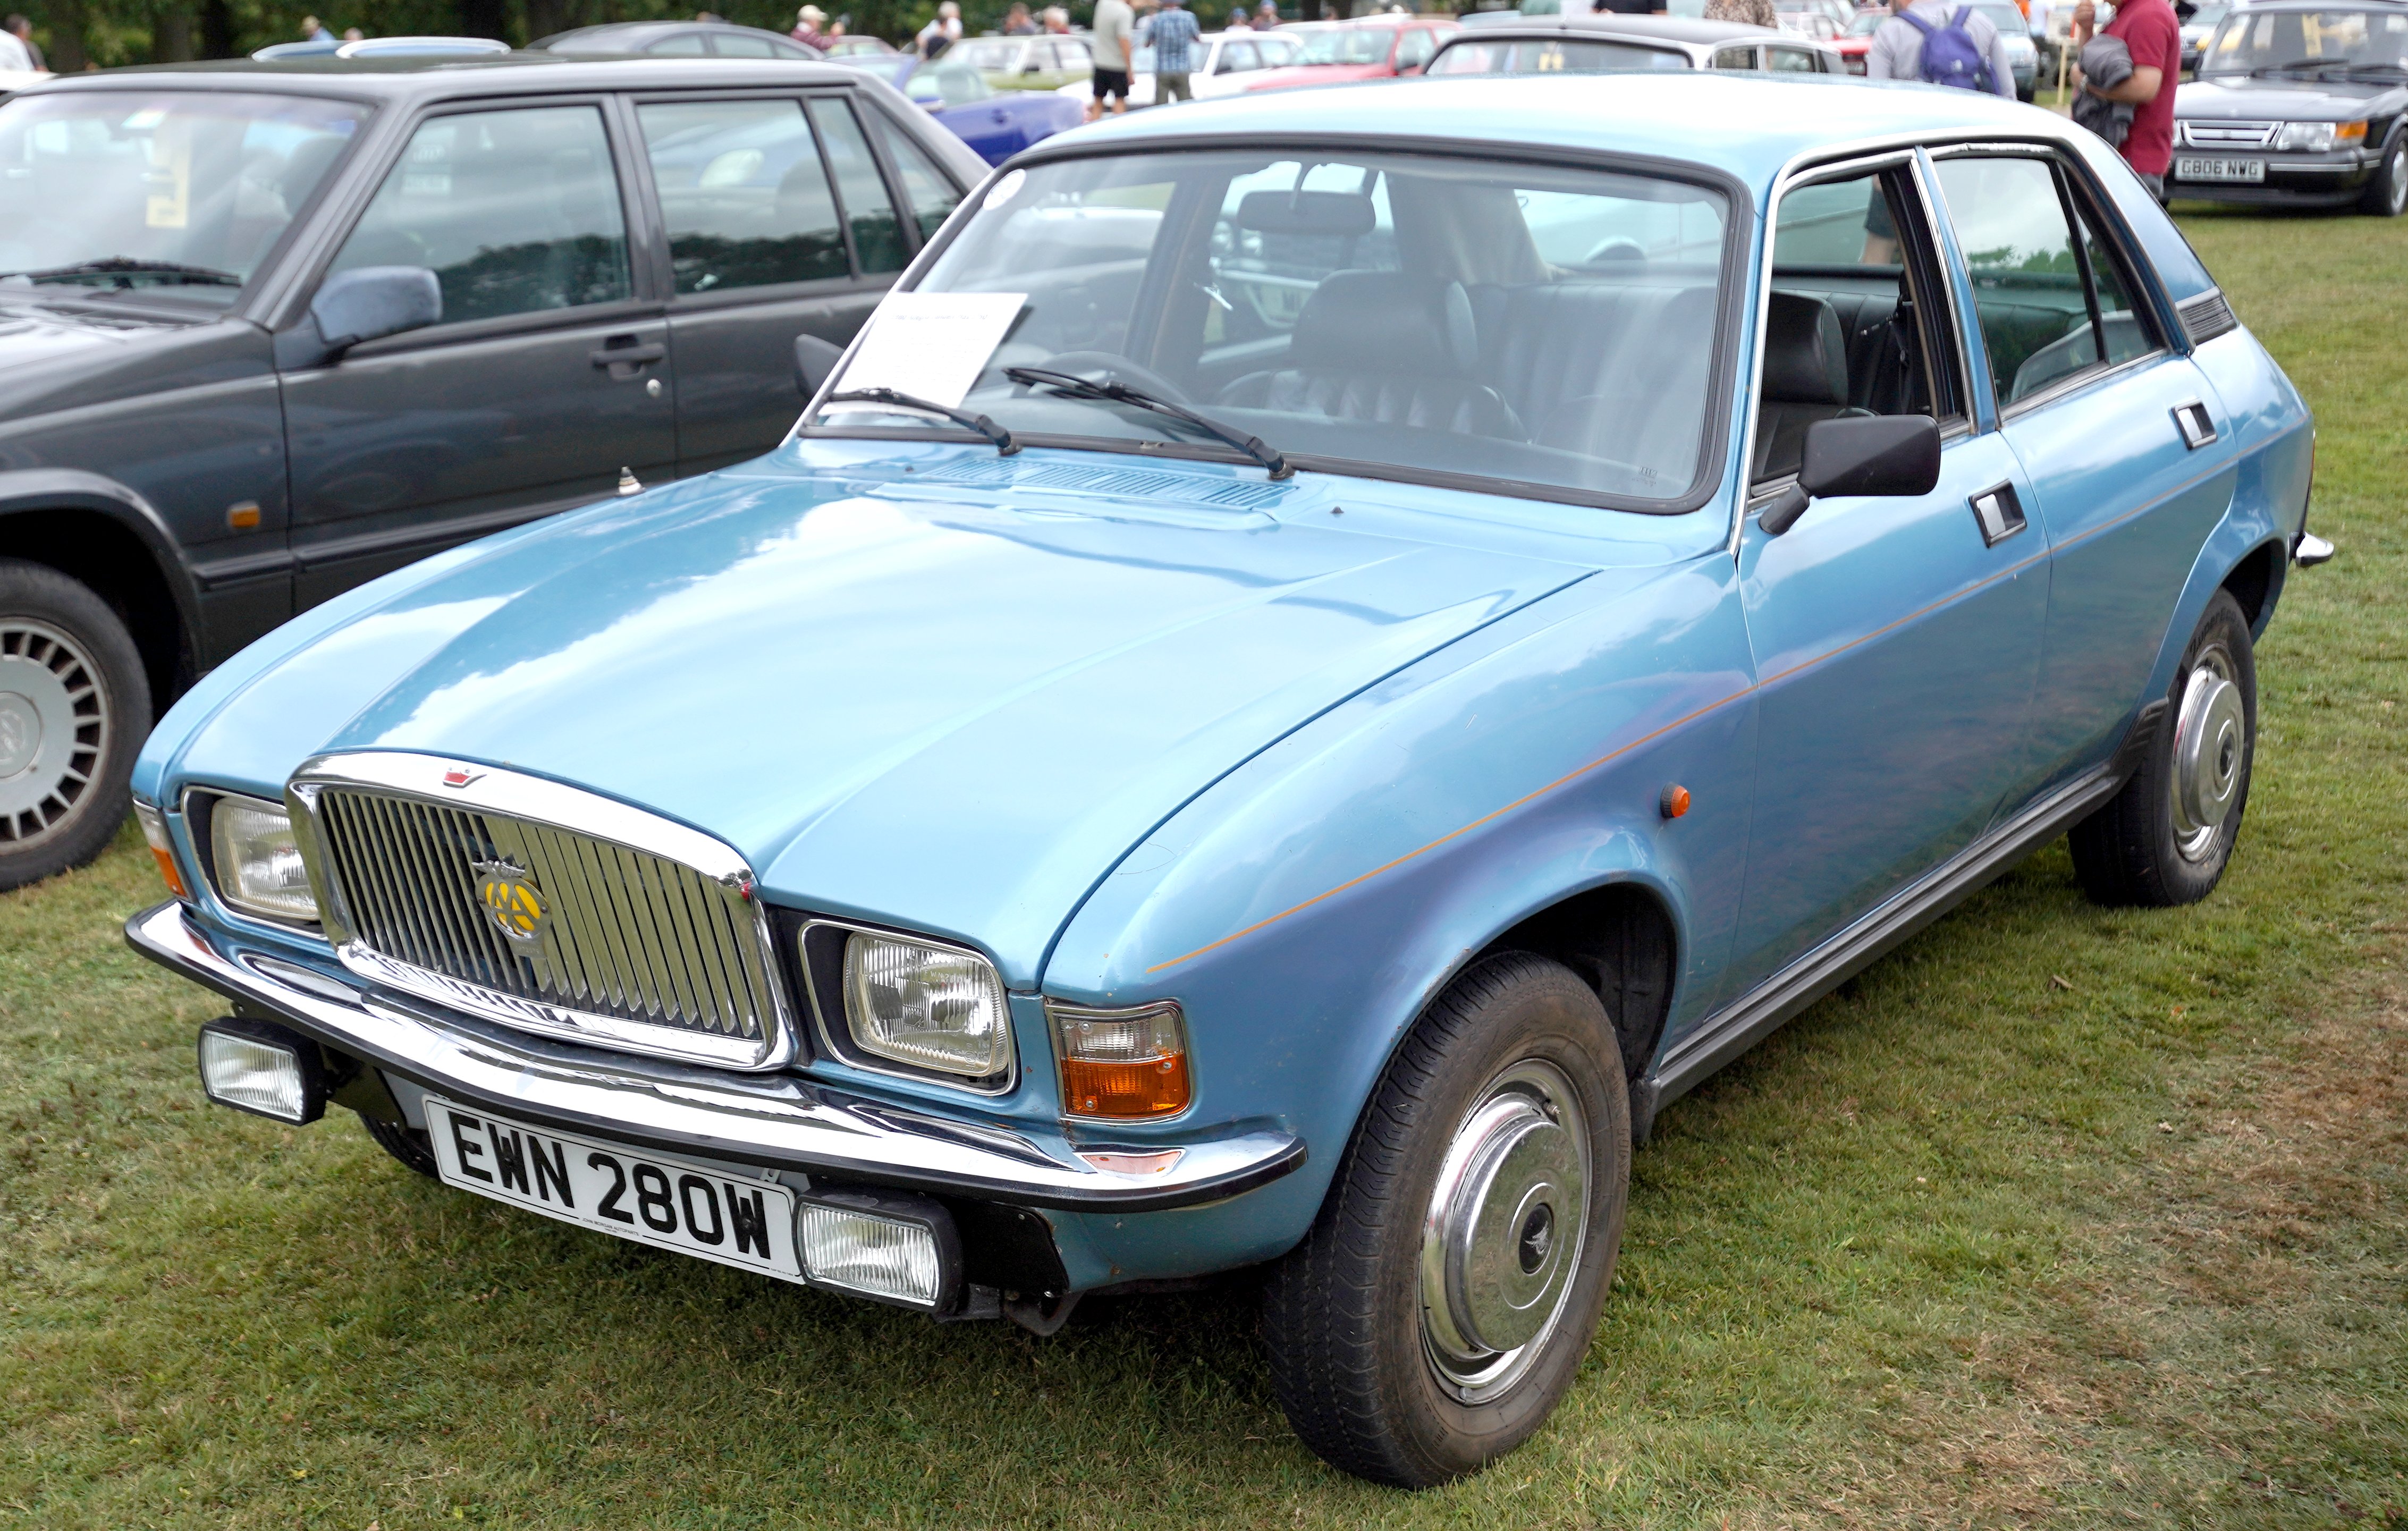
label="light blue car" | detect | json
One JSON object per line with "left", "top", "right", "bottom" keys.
{"left": 128, "top": 72, "right": 2324, "bottom": 1487}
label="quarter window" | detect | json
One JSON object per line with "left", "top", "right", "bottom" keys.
{"left": 637, "top": 99, "right": 850, "bottom": 294}
{"left": 326, "top": 105, "right": 630, "bottom": 326}
{"left": 871, "top": 112, "right": 965, "bottom": 243}
{"left": 1931, "top": 155, "right": 2157, "bottom": 408}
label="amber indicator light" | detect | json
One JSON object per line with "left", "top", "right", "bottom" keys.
{"left": 226, "top": 502, "right": 263, "bottom": 531}
{"left": 133, "top": 802, "right": 188, "bottom": 898}
{"left": 1050, "top": 1001, "right": 1191, "bottom": 1120}
{"left": 1660, "top": 783, "right": 1691, "bottom": 820}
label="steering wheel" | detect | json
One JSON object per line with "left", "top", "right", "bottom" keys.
{"left": 1032, "top": 351, "right": 1194, "bottom": 404}
{"left": 1583, "top": 237, "right": 1648, "bottom": 266}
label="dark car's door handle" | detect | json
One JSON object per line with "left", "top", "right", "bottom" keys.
{"left": 590, "top": 341, "right": 666, "bottom": 378}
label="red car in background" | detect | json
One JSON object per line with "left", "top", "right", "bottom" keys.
{"left": 1836, "top": 5, "right": 1883, "bottom": 73}
{"left": 1243, "top": 15, "right": 1459, "bottom": 91}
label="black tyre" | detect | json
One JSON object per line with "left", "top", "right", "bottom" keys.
{"left": 1261, "top": 952, "right": 1630, "bottom": 1488}
{"left": 2069, "top": 588, "right": 2255, "bottom": 907}
{"left": 2359, "top": 136, "right": 2407, "bottom": 217}
{"left": 361, "top": 1113, "right": 441, "bottom": 1178}
{"left": 0, "top": 560, "right": 151, "bottom": 892}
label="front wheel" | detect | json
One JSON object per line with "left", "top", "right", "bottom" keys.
{"left": 0, "top": 560, "right": 150, "bottom": 892}
{"left": 2069, "top": 588, "right": 2256, "bottom": 907}
{"left": 2360, "top": 137, "right": 2408, "bottom": 217}
{"left": 1261, "top": 952, "right": 1629, "bottom": 1487}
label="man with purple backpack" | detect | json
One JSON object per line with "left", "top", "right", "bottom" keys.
{"left": 1865, "top": 0, "right": 2019, "bottom": 98}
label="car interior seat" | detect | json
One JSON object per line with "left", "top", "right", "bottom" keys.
{"left": 1754, "top": 289, "right": 1874, "bottom": 481}
{"left": 1215, "top": 270, "right": 1526, "bottom": 439}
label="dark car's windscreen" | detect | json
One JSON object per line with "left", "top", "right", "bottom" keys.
{"left": 810, "top": 150, "right": 1729, "bottom": 506}
{"left": 2201, "top": 5, "right": 2408, "bottom": 73}
{"left": 1427, "top": 37, "right": 1694, "bottom": 73}
{"left": 0, "top": 91, "right": 366, "bottom": 303}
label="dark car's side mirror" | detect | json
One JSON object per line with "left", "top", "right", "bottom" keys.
{"left": 1760, "top": 414, "right": 1942, "bottom": 536}
{"left": 795, "top": 334, "right": 844, "bottom": 397}
{"left": 311, "top": 266, "right": 442, "bottom": 353}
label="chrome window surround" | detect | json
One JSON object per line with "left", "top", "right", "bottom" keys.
{"left": 285, "top": 751, "right": 800, "bottom": 1072}
{"left": 797, "top": 917, "right": 1019, "bottom": 1097}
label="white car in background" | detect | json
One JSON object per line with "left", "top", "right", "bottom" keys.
{"left": 1055, "top": 29, "right": 1307, "bottom": 107}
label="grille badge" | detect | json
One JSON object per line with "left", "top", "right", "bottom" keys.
{"left": 442, "top": 767, "right": 483, "bottom": 789}
{"left": 474, "top": 859, "right": 548, "bottom": 945}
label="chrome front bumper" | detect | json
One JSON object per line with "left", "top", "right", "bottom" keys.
{"left": 126, "top": 901, "right": 1303, "bottom": 1213}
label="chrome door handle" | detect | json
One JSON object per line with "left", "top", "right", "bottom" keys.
{"left": 2172, "top": 399, "right": 2217, "bottom": 450}
{"left": 1969, "top": 481, "right": 2027, "bottom": 547}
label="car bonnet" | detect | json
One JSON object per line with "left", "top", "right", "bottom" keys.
{"left": 201, "top": 456, "right": 1600, "bottom": 983}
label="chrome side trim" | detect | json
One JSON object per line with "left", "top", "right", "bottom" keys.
{"left": 125, "top": 901, "right": 1305, "bottom": 1213}
{"left": 1642, "top": 762, "right": 2124, "bottom": 1126}
{"left": 285, "top": 751, "right": 800, "bottom": 1072}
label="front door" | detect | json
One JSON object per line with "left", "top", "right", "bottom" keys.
{"left": 282, "top": 100, "right": 676, "bottom": 610}
{"left": 634, "top": 92, "right": 920, "bottom": 476}
{"left": 1928, "top": 149, "right": 2240, "bottom": 789}
{"left": 1729, "top": 156, "right": 2050, "bottom": 989}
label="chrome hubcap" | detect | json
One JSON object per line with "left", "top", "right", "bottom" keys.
{"left": 1420, "top": 1059, "right": 1590, "bottom": 1403}
{"left": 0, "top": 619, "right": 108, "bottom": 848}
{"left": 2169, "top": 649, "right": 2245, "bottom": 862}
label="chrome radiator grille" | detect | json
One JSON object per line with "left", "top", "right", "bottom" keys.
{"left": 312, "top": 786, "right": 781, "bottom": 1060}
{"left": 2183, "top": 120, "right": 2278, "bottom": 148}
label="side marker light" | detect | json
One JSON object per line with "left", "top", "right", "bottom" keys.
{"left": 1661, "top": 784, "right": 1691, "bottom": 820}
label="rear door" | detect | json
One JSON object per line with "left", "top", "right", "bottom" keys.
{"left": 282, "top": 98, "right": 675, "bottom": 608}
{"left": 1927, "top": 147, "right": 2239, "bottom": 790}
{"left": 633, "top": 89, "right": 933, "bottom": 475}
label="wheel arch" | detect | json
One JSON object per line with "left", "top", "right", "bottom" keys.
{"left": 1476, "top": 878, "right": 1682, "bottom": 1092}
{"left": 0, "top": 471, "right": 202, "bottom": 714}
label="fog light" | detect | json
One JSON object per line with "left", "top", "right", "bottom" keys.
{"left": 795, "top": 1189, "right": 961, "bottom": 1311}
{"left": 1049, "top": 1000, "right": 1190, "bottom": 1120}
{"left": 197, "top": 1017, "right": 325, "bottom": 1124}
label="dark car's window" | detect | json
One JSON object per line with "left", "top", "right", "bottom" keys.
{"left": 1931, "top": 155, "right": 2153, "bottom": 408}
{"left": 812, "top": 150, "right": 1732, "bottom": 506}
{"left": 326, "top": 105, "right": 631, "bottom": 326}
{"left": 1429, "top": 37, "right": 1692, "bottom": 73}
{"left": 808, "top": 98, "right": 908, "bottom": 273}
{"left": 1755, "top": 164, "right": 1964, "bottom": 481}
{"left": 0, "top": 91, "right": 365, "bottom": 303}
{"left": 639, "top": 99, "right": 849, "bottom": 294}
{"left": 2201, "top": 5, "right": 2408, "bottom": 73}
{"left": 871, "top": 111, "right": 966, "bottom": 242}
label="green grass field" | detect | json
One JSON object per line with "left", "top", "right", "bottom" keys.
{"left": 4, "top": 209, "right": 2403, "bottom": 1529}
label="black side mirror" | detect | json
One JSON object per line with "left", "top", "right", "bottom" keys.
{"left": 795, "top": 333, "right": 844, "bottom": 397}
{"left": 1760, "top": 414, "right": 1942, "bottom": 536}
{"left": 311, "top": 266, "right": 441, "bottom": 352}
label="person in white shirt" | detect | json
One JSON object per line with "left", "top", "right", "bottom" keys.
{"left": 0, "top": 24, "right": 31, "bottom": 71}
{"left": 914, "top": 1, "right": 963, "bottom": 58}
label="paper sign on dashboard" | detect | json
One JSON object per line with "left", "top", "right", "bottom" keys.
{"left": 827, "top": 291, "right": 1027, "bottom": 411}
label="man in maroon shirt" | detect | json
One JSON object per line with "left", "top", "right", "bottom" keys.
{"left": 2074, "top": 0, "right": 2181, "bottom": 197}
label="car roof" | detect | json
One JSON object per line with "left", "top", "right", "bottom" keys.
{"left": 1045, "top": 70, "right": 2070, "bottom": 187}
{"left": 1440, "top": 14, "right": 1786, "bottom": 43}
{"left": 11, "top": 52, "right": 866, "bottom": 101}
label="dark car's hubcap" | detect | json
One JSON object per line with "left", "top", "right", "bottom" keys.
{"left": 2170, "top": 648, "right": 2246, "bottom": 861}
{"left": 1420, "top": 1060, "right": 1590, "bottom": 1403}
{"left": 0, "top": 619, "right": 107, "bottom": 848}
{"left": 2386, "top": 147, "right": 2406, "bottom": 214}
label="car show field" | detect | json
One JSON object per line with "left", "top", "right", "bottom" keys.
{"left": 1, "top": 190, "right": 2401, "bottom": 1527}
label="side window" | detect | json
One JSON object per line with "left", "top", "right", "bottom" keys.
{"left": 1218, "top": 41, "right": 1260, "bottom": 73}
{"left": 1755, "top": 164, "right": 1962, "bottom": 482}
{"left": 326, "top": 105, "right": 630, "bottom": 327}
{"left": 869, "top": 110, "right": 966, "bottom": 243}
{"left": 1931, "top": 154, "right": 2152, "bottom": 408}
{"left": 1397, "top": 28, "right": 1437, "bottom": 70}
{"left": 808, "top": 98, "right": 908, "bottom": 274}
{"left": 648, "top": 33, "right": 708, "bottom": 54}
{"left": 1768, "top": 45, "right": 1821, "bottom": 71}
{"left": 715, "top": 33, "right": 778, "bottom": 57}
{"left": 637, "top": 99, "right": 849, "bottom": 295}
{"left": 1712, "top": 45, "right": 1761, "bottom": 69}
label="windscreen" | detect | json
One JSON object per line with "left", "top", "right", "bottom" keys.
{"left": 809, "top": 149, "right": 1731, "bottom": 505}
{"left": 0, "top": 91, "right": 366, "bottom": 303}
{"left": 2201, "top": 6, "right": 2408, "bottom": 73}
{"left": 1427, "top": 37, "right": 1695, "bottom": 73}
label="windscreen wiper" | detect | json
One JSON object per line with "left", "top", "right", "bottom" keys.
{"left": 1004, "top": 366, "right": 1293, "bottom": 481}
{"left": 824, "top": 386, "right": 1019, "bottom": 455}
{"left": 8, "top": 257, "right": 244, "bottom": 287}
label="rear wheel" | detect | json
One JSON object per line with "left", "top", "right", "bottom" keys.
{"left": 1261, "top": 952, "right": 1629, "bottom": 1487}
{"left": 2360, "top": 137, "right": 2407, "bottom": 217}
{"left": 2069, "top": 589, "right": 2255, "bottom": 907}
{"left": 0, "top": 560, "right": 150, "bottom": 892}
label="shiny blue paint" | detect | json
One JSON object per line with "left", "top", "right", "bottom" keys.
{"left": 134, "top": 78, "right": 2318, "bottom": 1292}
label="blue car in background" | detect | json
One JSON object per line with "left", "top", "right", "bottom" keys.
{"left": 130, "top": 74, "right": 2325, "bottom": 1490}
{"left": 837, "top": 53, "right": 1081, "bottom": 163}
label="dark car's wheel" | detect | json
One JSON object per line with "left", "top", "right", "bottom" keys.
{"left": 361, "top": 1113, "right": 441, "bottom": 1178}
{"left": 2070, "top": 588, "right": 2255, "bottom": 907}
{"left": 2359, "top": 137, "right": 2408, "bottom": 217}
{"left": 0, "top": 560, "right": 150, "bottom": 892}
{"left": 1261, "top": 952, "right": 1629, "bottom": 1487}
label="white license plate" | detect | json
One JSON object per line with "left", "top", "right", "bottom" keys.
{"left": 425, "top": 1096, "right": 804, "bottom": 1284}
{"left": 2176, "top": 156, "right": 2267, "bottom": 183}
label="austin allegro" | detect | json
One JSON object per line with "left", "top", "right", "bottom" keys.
{"left": 128, "top": 74, "right": 2325, "bottom": 1486}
